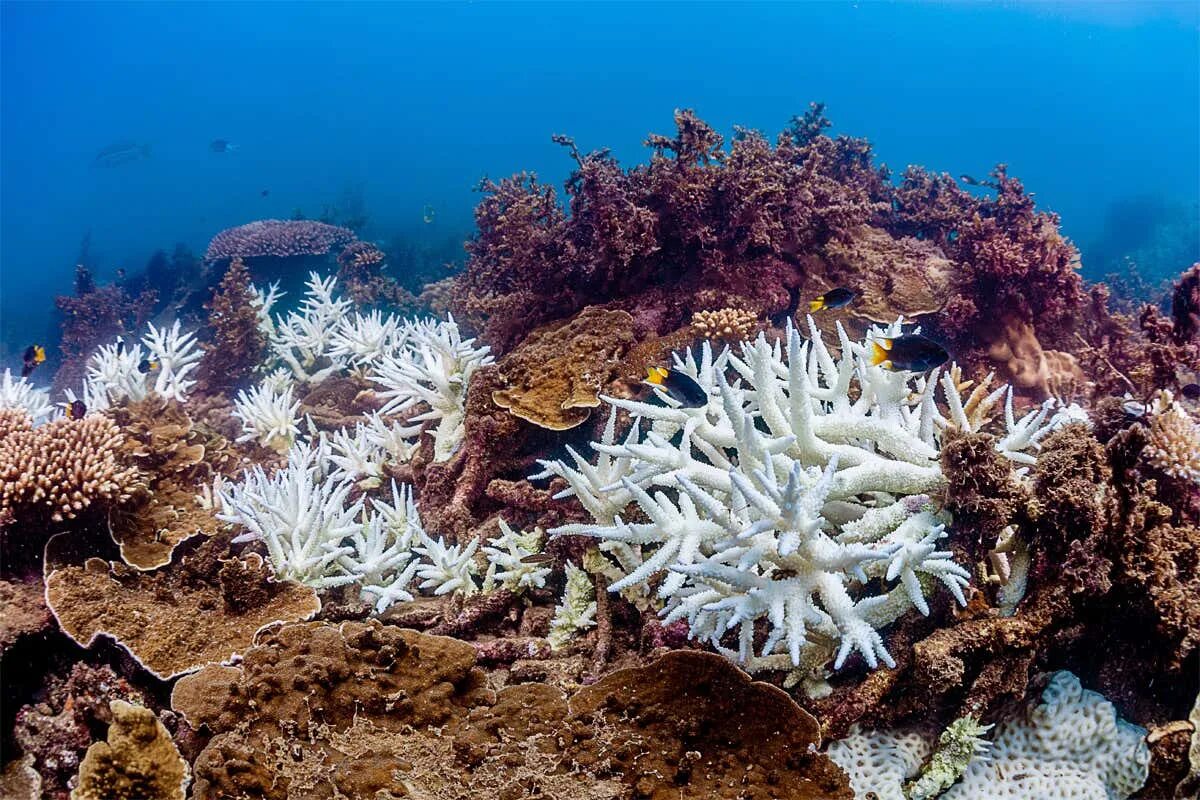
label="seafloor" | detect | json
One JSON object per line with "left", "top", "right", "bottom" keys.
{"left": 1, "top": 108, "right": 1198, "bottom": 800}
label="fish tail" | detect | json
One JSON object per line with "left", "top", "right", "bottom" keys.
{"left": 867, "top": 340, "right": 891, "bottom": 367}
{"left": 809, "top": 299, "right": 825, "bottom": 312}
{"left": 646, "top": 367, "right": 666, "bottom": 385}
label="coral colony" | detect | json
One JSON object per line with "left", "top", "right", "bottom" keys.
{"left": 1, "top": 109, "right": 1197, "bottom": 800}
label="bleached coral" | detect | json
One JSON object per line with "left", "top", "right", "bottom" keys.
{"left": 548, "top": 562, "right": 597, "bottom": 650}
{"left": 269, "top": 273, "right": 352, "bottom": 383}
{"left": 85, "top": 341, "right": 148, "bottom": 408}
{"left": 329, "top": 309, "right": 404, "bottom": 371}
{"left": 828, "top": 672, "right": 1149, "bottom": 800}
{"left": 413, "top": 531, "right": 481, "bottom": 596}
{"left": 232, "top": 381, "right": 301, "bottom": 453}
{"left": 250, "top": 281, "right": 284, "bottom": 336}
{"left": 482, "top": 520, "right": 550, "bottom": 592}
{"left": 544, "top": 318, "right": 1043, "bottom": 682}
{"left": 0, "top": 368, "right": 53, "bottom": 424}
{"left": 370, "top": 315, "right": 493, "bottom": 462}
{"left": 324, "top": 423, "right": 386, "bottom": 488}
{"left": 216, "top": 440, "right": 361, "bottom": 589}
{"left": 142, "top": 320, "right": 202, "bottom": 402}
{"left": 905, "top": 716, "right": 993, "bottom": 800}
{"left": 339, "top": 484, "right": 424, "bottom": 613}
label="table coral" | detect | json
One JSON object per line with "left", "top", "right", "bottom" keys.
{"left": 204, "top": 219, "right": 355, "bottom": 263}
{"left": 45, "top": 547, "right": 321, "bottom": 680}
{"left": 70, "top": 700, "right": 189, "bottom": 800}
{"left": 491, "top": 306, "right": 636, "bottom": 430}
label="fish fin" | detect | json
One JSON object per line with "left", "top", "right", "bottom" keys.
{"left": 20, "top": 365, "right": 32, "bottom": 379}
{"left": 809, "top": 299, "right": 825, "bottom": 312}
{"left": 868, "top": 341, "right": 891, "bottom": 367}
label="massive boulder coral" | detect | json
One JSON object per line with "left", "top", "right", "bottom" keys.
{"left": 173, "top": 620, "right": 850, "bottom": 800}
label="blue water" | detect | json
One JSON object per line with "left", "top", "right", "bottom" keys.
{"left": 2, "top": 1, "right": 1197, "bottom": 361}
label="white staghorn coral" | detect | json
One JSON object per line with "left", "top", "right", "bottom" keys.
{"left": 339, "top": 483, "right": 425, "bottom": 613}
{"left": 269, "top": 273, "right": 352, "bottom": 383}
{"left": 216, "top": 440, "right": 362, "bottom": 590}
{"left": 85, "top": 340, "right": 149, "bottom": 407}
{"left": 413, "top": 530, "right": 481, "bottom": 596}
{"left": 482, "top": 520, "right": 550, "bottom": 592}
{"left": 329, "top": 309, "right": 404, "bottom": 371}
{"left": 232, "top": 381, "right": 301, "bottom": 453}
{"left": 0, "top": 369, "right": 54, "bottom": 424}
{"left": 324, "top": 423, "right": 386, "bottom": 488}
{"left": 370, "top": 315, "right": 493, "bottom": 462}
{"left": 544, "top": 318, "right": 1043, "bottom": 683}
{"left": 142, "top": 320, "right": 202, "bottom": 402}
{"left": 250, "top": 281, "right": 284, "bottom": 336}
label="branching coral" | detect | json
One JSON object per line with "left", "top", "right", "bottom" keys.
{"left": 141, "top": 320, "right": 202, "bottom": 402}
{"left": 0, "top": 369, "right": 54, "bottom": 424}
{"left": 691, "top": 306, "right": 759, "bottom": 342}
{"left": 195, "top": 257, "right": 267, "bottom": 395}
{"left": 543, "top": 319, "right": 1048, "bottom": 688}
{"left": 547, "top": 561, "right": 596, "bottom": 650}
{"left": 232, "top": 380, "right": 301, "bottom": 453}
{"left": 370, "top": 315, "right": 493, "bottom": 461}
{"left": 0, "top": 413, "right": 138, "bottom": 523}
{"left": 1142, "top": 390, "right": 1200, "bottom": 485}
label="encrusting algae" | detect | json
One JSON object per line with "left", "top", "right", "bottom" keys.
{"left": 0, "top": 107, "right": 1197, "bottom": 800}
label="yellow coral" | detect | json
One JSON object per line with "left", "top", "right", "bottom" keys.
{"left": 691, "top": 307, "right": 757, "bottom": 343}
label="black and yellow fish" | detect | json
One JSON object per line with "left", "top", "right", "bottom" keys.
{"left": 1181, "top": 383, "right": 1200, "bottom": 401}
{"left": 65, "top": 399, "right": 87, "bottom": 420}
{"left": 809, "top": 287, "right": 855, "bottom": 313}
{"left": 138, "top": 358, "right": 159, "bottom": 374}
{"left": 867, "top": 334, "right": 949, "bottom": 373}
{"left": 645, "top": 366, "right": 709, "bottom": 407}
{"left": 20, "top": 345, "right": 45, "bottom": 378}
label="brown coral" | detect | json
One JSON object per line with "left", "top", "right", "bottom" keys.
{"left": 335, "top": 240, "right": 416, "bottom": 309}
{"left": 106, "top": 395, "right": 235, "bottom": 569}
{"left": 491, "top": 307, "right": 636, "bottom": 430}
{"left": 691, "top": 306, "right": 759, "bottom": 342}
{"left": 175, "top": 621, "right": 850, "bottom": 800}
{"left": 70, "top": 700, "right": 188, "bottom": 800}
{"left": 46, "top": 546, "right": 320, "bottom": 680}
{"left": 0, "top": 579, "right": 52, "bottom": 654}
{"left": 0, "top": 413, "right": 139, "bottom": 523}
{"left": 194, "top": 256, "right": 267, "bottom": 396}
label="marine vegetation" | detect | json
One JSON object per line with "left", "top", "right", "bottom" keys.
{"left": 1, "top": 108, "right": 1197, "bottom": 800}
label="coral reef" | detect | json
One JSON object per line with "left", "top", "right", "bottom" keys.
{"left": 5, "top": 107, "right": 1197, "bottom": 799}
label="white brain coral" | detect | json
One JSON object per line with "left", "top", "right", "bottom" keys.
{"left": 828, "top": 671, "right": 1150, "bottom": 800}
{"left": 543, "top": 318, "right": 1044, "bottom": 686}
